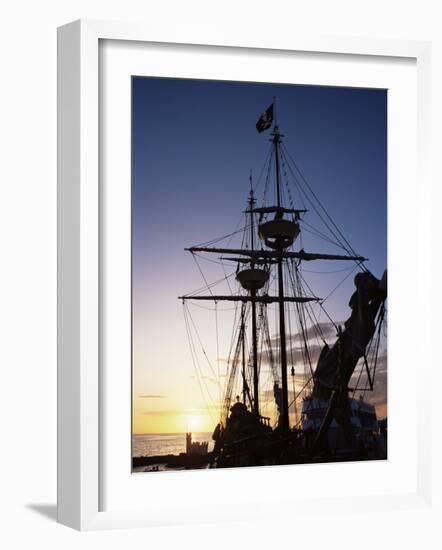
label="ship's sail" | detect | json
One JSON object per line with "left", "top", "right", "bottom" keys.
{"left": 313, "top": 270, "right": 387, "bottom": 398}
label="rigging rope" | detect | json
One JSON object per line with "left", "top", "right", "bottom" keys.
{"left": 280, "top": 145, "right": 369, "bottom": 273}
{"left": 183, "top": 304, "right": 217, "bottom": 422}
{"left": 185, "top": 303, "right": 221, "bottom": 390}
{"left": 251, "top": 144, "right": 274, "bottom": 195}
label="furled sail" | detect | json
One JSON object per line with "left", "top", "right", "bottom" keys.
{"left": 312, "top": 270, "right": 387, "bottom": 399}
{"left": 308, "top": 270, "right": 387, "bottom": 448}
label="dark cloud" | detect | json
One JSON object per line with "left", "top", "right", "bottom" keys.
{"left": 259, "top": 343, "right": 324, "bottom": 367}
{"left": 297, "top": 322, "right": 340, "bottom": 342}
{"left": 270, "top": 322, "right": 341, "bottom": 349}
{"left": 261, "top": 383, "right": 306, "bottom": 403}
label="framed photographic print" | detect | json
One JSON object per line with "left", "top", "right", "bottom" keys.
{"left": 57, "top": 20, "right": 432, "bottom": 530}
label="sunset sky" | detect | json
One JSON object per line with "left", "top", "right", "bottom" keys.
{"left": 132, "top": 77, "right": 387, "bottom": 435}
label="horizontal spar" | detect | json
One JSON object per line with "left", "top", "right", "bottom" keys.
{"left": 244, "top": 206, "right": 307, "bottom": 215}
{"left": 220, "top": 257, "right": 278, "bottom": 264}
{"left": 186, "top": 246, "right": 367, "bottom": 262}
{"left": 178, "top": 295, "right": 321, "bottom": 303}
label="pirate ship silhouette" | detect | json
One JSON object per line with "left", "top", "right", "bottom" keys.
{"left": 179, "top": 101, "right": 387, "bottom": 468}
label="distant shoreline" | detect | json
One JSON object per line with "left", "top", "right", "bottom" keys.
{"left": 133, "top": 452, "right": 212, "bottom": 469}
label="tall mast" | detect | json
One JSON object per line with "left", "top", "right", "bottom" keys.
{"left": 272, "top": 125, "right": 290, "bottom": 431}
{"left": 241, "top": 305, "right": 247, "bottom": 406}
{"left": 249, "top": 176, "right": 260, "bottom": 417}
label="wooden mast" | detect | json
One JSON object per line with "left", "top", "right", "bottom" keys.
{"left": 241, "top": 304, "right": 247, "bottom": 406}
{"left": 248, "top": 178, "right": 260, "bottom": 417}
{"left": 272, "top": 124, "right": 290, "bottom": 431}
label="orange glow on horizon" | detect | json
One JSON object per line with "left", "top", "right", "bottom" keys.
{"left": 132, "top": 408, "right": 218, "bottom": 435}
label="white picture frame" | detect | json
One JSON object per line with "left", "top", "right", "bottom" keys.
{"left": 57, "top": 19, "right": 433, "bottom": 531}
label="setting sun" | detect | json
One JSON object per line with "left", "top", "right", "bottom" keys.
{"left": 185, "top": 415, "right": 204, "bottom": 432}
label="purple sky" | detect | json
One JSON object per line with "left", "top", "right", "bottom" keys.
{"left": 131, "top": 77, "right": 387, "bottom": 432}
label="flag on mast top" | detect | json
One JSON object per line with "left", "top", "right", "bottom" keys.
{"left": 255, "top": 103, "right": 274, "bottom": 133}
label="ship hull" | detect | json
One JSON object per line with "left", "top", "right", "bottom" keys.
{"left": 211, "top": 397, "right": 387, "bottom": 468}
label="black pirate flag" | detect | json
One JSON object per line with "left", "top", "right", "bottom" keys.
{"left": 255, "top": 103, "right": 274, "bottom": 133}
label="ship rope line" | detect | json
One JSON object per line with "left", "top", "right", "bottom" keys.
{"left": 193, "top": 250, "right": 244, "bottom": 267}
{"left": 242, "top": 330, "right": 253, "bottom": 409}
{"left": 256, "top": 324, "right": 266, "bottom": 400}
{"left": 220, "top": 320, "right": 242, "bottom": 424}
{"left": 190, "top": 295, "right": 252, "bottom": 424}
{"left": 250, "top": 143, "right": 274, "bottom": 197}
{"left": 258, "top": 147, "right": 274, "bottom": 209}
{"left": 350, "top": 304, "right": 386, "bottom": 400}
{"left": 299, "top": 220, "right": 345, "bottom": 250}
{"left": 191, "top": 218, "right": 250, "bottom": 249}
{"left": 350, "top": 316, "right": 384, "bottom": 398}
{"left": 260, "top": 308, "right": 281, "bottom": 420}
{"left": 220, "top": 261, "right": 234, "bottom": 296}
{"left": 279, "top": 140, "right": 307, "bottom": 212}
{"left": 222, "top": 298, "right": 255, "bottom": 414}
{"left": 259, "top": 366, "right": 275, "bottom": 420}
{"left": 296, "top": 269, "right": 340, "bottom": 331}
{"left": 188, "top": 302, "right": 239, "bottom": 312}
{"left": 257, "top": 314, "right": 277, "bottom": 422}
{"left": 286, "top": 291, "right": 308, "bottom": 420}
{"left": 183, "top": 303, "right": 243, "bottom": 419}
{"left": 368, "top": 305, "right": 385, "bottom": 391}
{"left": 222, "top": 297, "right": 261, "bottom": 423}
{"left": 184, "top": 303, "right": 221, "bottom": 391}
{"left": 289, "top": 269, "right": 328, "bottom": 344}
{"left": 187, "top": 228, "right": 245, "bottom": 294}
{"left": 224, "top": 331, "right": 240, "bottom": 421}
{"left": 279, "top": 144, "right": 367, "bottom": 266}
{"left": 215, "top": 314, "right": 242, "bottom": 422}
{"left": 287, "top": 261, "right": 317, "bottom": 378}
{"left": 182, "top": 304, "right": 217, "bottom": 423}
{"left": 243, "top": 294, "right": 266, "bottom": 415}
{"left": 294, "top": 297, "right": 315, "bottom": 381}
{"left": 185, "top": 294, "right": 262, "bottom": 426}
{"left": 220, "top": 311, "right": 242, "bottom": 418}
{"left": 182, "top": 270, "right": 239, "bottom": 311}
{"left": 286, "top": 270, "right": 305, "bottom": 367}
{"left": 215, "top": 302, "right": 221, "bottom": 406}
{"left": 281, "top": 150, "right": 300, "bottom": 214}
{"left": 219, "top": 208, "right": 247, "bottom": 294}
{"left": 281, "top": 144, "right": 371, "bottom": 276}
{"left": 182, "top": 273, "right": 240, "bottom": 311}
{"left": 288, "top": 376, "right": 315, "bottom": 411}
{"left": 220, "top": 218, "right": 246, "bottom": 295}
{"left": 183, "top": 269, "right": 236, "bottom": 298}
{"left": 320, "top": 262, "right": 361, "bottom": 304}
{"left": 300, "top": 264, "right": 356, "bottom": 275}
{"left": 262, "top": 304, "right": 279, "bottom": 385}
{"left": 285, "top": 259, "right": 341, "bottom": 406}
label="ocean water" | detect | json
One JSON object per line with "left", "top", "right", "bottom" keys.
{"left": 132, "top": 432, "right": 214, "bottom": 457}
